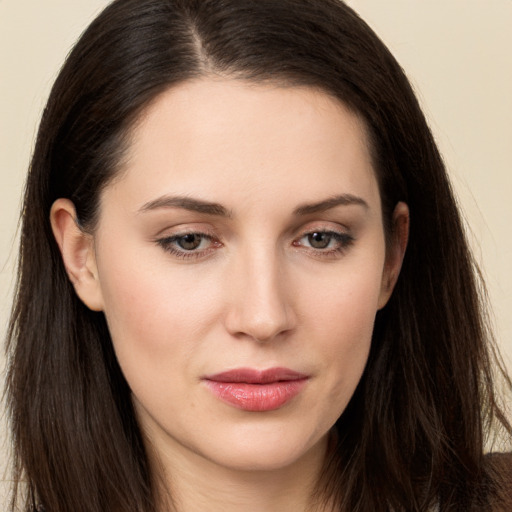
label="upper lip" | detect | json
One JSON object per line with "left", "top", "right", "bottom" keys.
{"left": 203, "top": 367, "right": 308, "bottom": 384}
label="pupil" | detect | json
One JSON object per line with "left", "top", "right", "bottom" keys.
{"left": 178, "top": 234, "right": 202, "bottom": 250}
{"left": 308, "top": 232, "right": 331, "bottom": 249}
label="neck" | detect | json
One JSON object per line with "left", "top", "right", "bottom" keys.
{"left": 151, "top": 436, "right": 331, "bottom": 512}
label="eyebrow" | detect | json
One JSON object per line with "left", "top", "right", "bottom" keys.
{"left": 293, "top": 194, "right": 369, "bottom": 216}
{"left": 139, "top": 195, "right": 231, "bottom": 217}
{"left": 138, "top": 193, "right": 368, "bottom": 217}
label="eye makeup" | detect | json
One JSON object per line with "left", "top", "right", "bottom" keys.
{"left": 154, "top": 224, "right": 355, "bottom": 263}
{"left": 293, "top": 229, "right": 355, "bottom": 258}
{"left": 155, "top": 231, "right": 223, "bottom": 260}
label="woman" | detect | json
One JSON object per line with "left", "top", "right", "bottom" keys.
{"left": 5, "top": 0, "right": 511, "bottom": 511}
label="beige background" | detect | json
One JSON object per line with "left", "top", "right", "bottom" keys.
{"left": 1, "top": 0, "right": 511, "bottom": 506}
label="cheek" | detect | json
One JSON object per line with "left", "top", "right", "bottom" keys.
{"left": 319, "top": 286, "right": 377, "bottom": 374}
{"left": 300, "top": 260, "right": 384, "bottom": 414}
{"left": 95, "top": 249, "right": 223, "bottom": 392}
{"left": 304, "top": 257, "right": 384, "bottom": 346}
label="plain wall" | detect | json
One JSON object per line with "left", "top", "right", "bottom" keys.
{"left": 1, "top": 0, "right": 511, "bottom": 507}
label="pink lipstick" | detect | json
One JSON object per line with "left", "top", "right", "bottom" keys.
{"left": 202, "top": 368, "right": 308, "bottom": 412}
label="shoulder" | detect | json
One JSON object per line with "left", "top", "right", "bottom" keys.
{"left": 483, "top": 452, "right": 512, "bottom": 511}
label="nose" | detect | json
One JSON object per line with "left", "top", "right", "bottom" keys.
{"left": 223, "top": 247, "right": 296, "bottom": 343}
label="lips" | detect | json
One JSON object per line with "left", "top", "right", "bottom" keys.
{"left": 202, "top": 367, "right": 308, "bottom": 412}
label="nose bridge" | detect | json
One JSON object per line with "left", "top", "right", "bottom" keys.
{"left": 225, "top": 240, "right": 295, "bottom": 342}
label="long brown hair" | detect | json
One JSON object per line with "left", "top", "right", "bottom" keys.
{"left": 5, "top": 0, "right": 511, "bottom": 510}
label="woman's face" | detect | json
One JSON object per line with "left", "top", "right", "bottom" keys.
{"left": 54, "top": 79, "right": 406, "bottom": 475}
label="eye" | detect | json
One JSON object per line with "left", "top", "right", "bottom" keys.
{"left": 175, "top": 233, "right": 204, "bottom": 251}
{"left": 156, "top": 232, "right": 221, "bottom": 259}
{"left": 306, "top": 232, "right": 335, "bottom": 249}
{"left": 293, "top": 230, "right": 354, "bottom": 255}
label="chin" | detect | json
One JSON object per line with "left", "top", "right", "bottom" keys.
{"left": 198, "top": 425, "right": 329, "bottom": 473}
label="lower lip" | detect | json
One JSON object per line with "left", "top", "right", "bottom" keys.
{"left": 203, "top": 379, "right": 307, "bottom": 412}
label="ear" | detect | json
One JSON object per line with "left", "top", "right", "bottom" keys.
{"left": 377, "top": 201, "right": 409, "bottom": 310}
{"left": 50, "top": 198, "right": 104, "bottom": 311}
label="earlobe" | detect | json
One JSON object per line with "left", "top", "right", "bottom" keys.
{"left": 378, "top": 201, "right": 409, "bottom": 309}
{"left": 50, "top": 199, "right": 104, "bottom": 311}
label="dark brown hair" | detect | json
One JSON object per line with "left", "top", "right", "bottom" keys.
{"left": 5, "top": 0, "right": 511, "bottom": 511}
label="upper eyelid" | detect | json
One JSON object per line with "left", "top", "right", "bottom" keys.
{"left": 155, "top": 224, "right": 352, "bottom": 242}
{"left": 156, "top": 231, "right": 217, "bottom": 248}
{"left": 161, "top": 231, "right": 214, "bottom": 240}
{"left": 298, "top": 229, "right": 352, "bottom": 238}
{"left": 154, "top": 225, "right": 217, "bottom": 239}
{"left": 298, "top": 225, "right": 348, "bottom": 234}
{"left": 294, "top": 223, "right": 352, "bottom": 238}
{"left": 155, "top": 232, "right": 220, "bottom": 260}
{"left": 295, "top": 230, "right": 354, "bottom": 245}
{"left": 150, "top": 213, "right": 353, "bottom": 234}
{"left": 154, "top": 230, "right": 354, "bottom": 264}
{"left": 156, "top": 229, "right": 353, "bottom": 252}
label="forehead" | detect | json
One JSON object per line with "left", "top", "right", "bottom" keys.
{"left": 104, "top": 78, "right": 380, "bottom": 215}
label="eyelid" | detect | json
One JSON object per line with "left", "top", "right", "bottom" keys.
{"left": 153, "top": 221, "right": 355, "bottom": 261}
{"left": 293, "top": 220, "right": 352, "bottom": 239}
{"left": 294, "top": 229, "right": 354, "bottom": 245}
{"left": 155, "top": 229, "right": 222, "bottom": 260}
{"left": 152, "top": 220, "right": 218, "bottom": 238}
{"left": 292, "top": 223, "right": 355, "bottom": 256}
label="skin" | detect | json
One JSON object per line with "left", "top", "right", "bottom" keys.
{"left": 51, "top": 79, "right": 409, "bottom": 512}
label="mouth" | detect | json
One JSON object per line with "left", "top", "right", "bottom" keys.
{"left": 202, "top": 367, "right": 309, "bottom": 412}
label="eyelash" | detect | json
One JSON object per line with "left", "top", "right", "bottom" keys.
{"left": 155, "top": 229, "right": 355, "bottom": 260}
{"left": 293, "top": 230, "right": 355, "bottom": 257}
{"left": 156, "top": 232, "right": 221, "bottom": 260}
